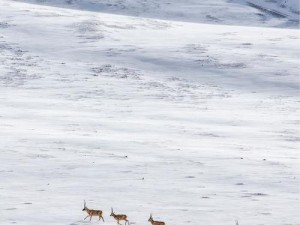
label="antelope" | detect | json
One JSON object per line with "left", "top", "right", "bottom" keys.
{"left": 148, "top": 214, "right": 165, "bottom": 225}
{"left": 82, "top": 200, "right": 105, "bottom": 222}
{"left": 110, "top": 208, "right": 130, "bottom": 225}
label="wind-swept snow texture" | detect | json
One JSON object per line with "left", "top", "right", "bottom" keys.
{"left": 0, "top": 0, "right": 299, "bottom": 225}
{"left": 13, "top": 0, "right": 300, "bottom": 27}
{"left": 246, "top": 0, "right": 299, "bottom": 22}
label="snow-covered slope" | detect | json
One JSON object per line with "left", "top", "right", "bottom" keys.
{"left": 0, "top": 0, "right": 299, "bottom": 225}
{"left": 14, "top": 0, "right": 299, "bottom": 27}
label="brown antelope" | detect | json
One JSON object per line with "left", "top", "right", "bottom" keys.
{"left": 82, "top": 200, "right": 104, "bottom": 222}
{"left": 110, "top": 208, "right": 130, "bottom": 225}
{"left": 148, "top": 214, "right": 165, "bottom": 225}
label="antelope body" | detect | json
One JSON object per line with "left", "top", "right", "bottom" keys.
{"left": 110, "top": 208, "right": 129, "bottom": 225}
{"left": 148, "top": 214, "right": 165, "bottom": 225}
{"left": 82, "top": 200, "right": 104, "bottom": 222}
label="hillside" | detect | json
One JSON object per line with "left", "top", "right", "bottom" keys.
{"left": 14, "top": 0, "right": 300, "bottom": 27}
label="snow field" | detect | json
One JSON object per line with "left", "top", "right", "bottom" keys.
{"left": 0, "top": 1, "right": 299, "bottom": 225}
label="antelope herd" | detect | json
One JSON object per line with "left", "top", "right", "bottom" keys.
{"left": 82, "top": 201, "right": 165, "bottom": 225}
{"left": 82, "top": 201, "right": 239, "bottom": 225}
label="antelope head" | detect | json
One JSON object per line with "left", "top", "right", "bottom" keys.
{"left": 110, "top": 208, "right": 115, "bottom": 216}
{"left": 82, "top": 200, "right": 88, "bottom": 211}
{"left": 148, "top": 214, "right": 153, "bottom": 222}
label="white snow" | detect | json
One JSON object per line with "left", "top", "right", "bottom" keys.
{"left": 0, "top": 1, "right": 299, "bottom": 225}
{"left": 12, "top": 0, "right": 300, "bottom": 27}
